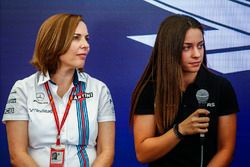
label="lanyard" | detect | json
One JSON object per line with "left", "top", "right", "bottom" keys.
{"left": 44, "top": 81, "right": 76, "bottom": 145}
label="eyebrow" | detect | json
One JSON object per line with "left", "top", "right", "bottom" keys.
{"left": 73, "top": 33, "right": 81, "bottom": 37}
{"left": 74, "top": 33, "right": 89, "bottom": 37}
{"left": 183, "top": 40, "right": 204, "bottom": 45}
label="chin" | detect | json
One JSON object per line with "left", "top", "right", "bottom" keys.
{"left": 190, "top": 65, "right": 201, "bottom": 71}
{"left": 76, "top": 63, "right": 85, "bottom": 69}
{"left": 191, "top": 68, "right": 200, "bottom": 73}
{"left": 183, "top": 68, "right": 199, "bottom": 73}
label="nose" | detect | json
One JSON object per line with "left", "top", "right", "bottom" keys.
{"left": 80, "top": 39, "right": 89, "bottom": 49}
{"left": 192, "top": 47, "right": 201, "bottom": 58}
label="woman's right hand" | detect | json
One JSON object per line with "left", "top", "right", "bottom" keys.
{"left": 178, "top": 109, "right": 210, "bottom": 136}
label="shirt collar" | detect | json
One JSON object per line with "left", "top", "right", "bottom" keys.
{"left": 37, "top": 71, "right": 50, "bottom": 85}
{"left": 37, "top": 69, "right": 87, "bottom": 86}
{"left": 74, "top": 69, "right": 87, "bottom": 83}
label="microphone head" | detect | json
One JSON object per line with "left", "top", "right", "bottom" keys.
{"left": 196, "top": 89, "right": 209, "bottom": 105}
{"left": 196, "top": 89, "right": 209, "bottom": 140}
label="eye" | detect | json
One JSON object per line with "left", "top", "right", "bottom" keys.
{"left": 73, "top": 35, "right": 81, "bottom": 40}
{"left": 197, "top": 43, "right": 204, "bottom": 49}
{"left": 183, "top": 45, "right": 191, "bottom": 51}
{"left": 85, "top": 35, "right": 89, "bottom": 42}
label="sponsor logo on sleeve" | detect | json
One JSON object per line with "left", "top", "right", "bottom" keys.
{"left": 7, "top": 98, "right": 16, "bottom": 104}
{"left": 4, "top": 108, "right": 15, "bottom": 114}
{"left": 10, "top": 90, "right": 17, "bottom": 94}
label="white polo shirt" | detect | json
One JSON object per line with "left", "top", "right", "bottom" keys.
{"left": 2, "top": 70, "right": 116, "bottom": 167}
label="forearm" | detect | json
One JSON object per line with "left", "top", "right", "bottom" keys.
{"left": 207, "top": 148, "right": 234, "bottom": 167}
{"left": 10, "top": 151, "right": 38, "bottom": 167}
{"left": 92, "top": 150, "right": 114, "bottom": 167}
{"left": 136, "top": 128, "right": 180, "bottom": 163}
{"left": 6, "top": 121, "right": 38, "bottom": 167}
{"left": 208, "top": 114, "right": 237, "bottom": 167}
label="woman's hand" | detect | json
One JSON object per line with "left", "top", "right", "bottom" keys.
{"left": 178, "top": 109, "right": 210, "bottom": 136}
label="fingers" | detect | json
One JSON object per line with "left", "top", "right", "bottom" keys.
{"left": 192, "top": 114, "right": 210, "bottom": 131}
{"left": 198, "top": 116, "right": 210, "bottom": 123}
{"left": 191, "top": 114, "right": 210, "bottom": 123}
{"left": 195, "top": 122, "right": 209, "bottom": 132}
{"left": 198, "top": 127, "right": 208, "bottom": 134}
{"left": 179, "top": 109, "right": 210, "bottom": 135}
{"left": 193, "top": 122, "right": 209, "bottom": 128}
{"left": 199, "top": 122, "right": 209, "bottom": 128}
{"left": 197, "top": 108, "right": 210, "bottom": 116}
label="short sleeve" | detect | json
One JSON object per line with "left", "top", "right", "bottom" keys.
{"left": 97, "top": 84, "right": 115, "bottom": 122}
{"left": 2, "top": 81, "right": 29, "bottom": 123}
{"left": 135, "top": 81, "right": 155, "bottom": 115}
{"left": 218, "top": 79, "right": 239, "bottom": 116}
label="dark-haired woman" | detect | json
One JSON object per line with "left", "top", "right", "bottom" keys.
{"left": 130, "top": 14, "right": 238, "bottom": 167}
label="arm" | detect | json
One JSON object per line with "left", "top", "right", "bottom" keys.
{"left": 134, "top": 109, "right": 210, "bottom": 163}
{"left": 133, "top": 115, "right": 180, "bottom": 163}
{"left": 92, "top": 121, "right": 115, "bottom": 167}
{"left": 207, "top": 113, "right": 237, "bottom": 167}
{"left": 6, "top": 121, "right": 38, "bottom": 167}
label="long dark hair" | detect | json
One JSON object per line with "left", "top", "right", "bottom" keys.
{"left": 130, "top": 14, "right": 207, "bottom": 134}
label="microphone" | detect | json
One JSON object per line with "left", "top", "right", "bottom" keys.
{"left": 196, "top": 89, "right": 209, "bottom": 139}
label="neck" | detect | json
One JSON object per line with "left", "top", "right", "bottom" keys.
{"left": 182, "top": 72, "right": 197, "bottom": 91}
{"left": 50, "top": 68, "right": 75, "bottom": 97}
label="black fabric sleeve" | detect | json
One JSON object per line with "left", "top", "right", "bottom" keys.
{"left": 135, "top": 81, "right": 155, "bottom": 115}
{"left": 218, "top": 78, "right": 239, "bottom": 116}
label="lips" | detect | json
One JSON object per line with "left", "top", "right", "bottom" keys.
{"left": 77, "top": 53, "right": 87, "bottom": 60}
{"left": 189, "top": 61, "right": 201, "bottom": 66}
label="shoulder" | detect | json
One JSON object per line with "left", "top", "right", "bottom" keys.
{"left": 82, "top": 72, "right": 107, "bottom": 86}
{"left": 135, "top": 80, "right": 155, "bottom": 115}
{"left": 12, "top": 72, "right": 39, "bottom": 89}
{"left": 191, "top": 67, "right": 239, "bottom": 116}
{"left": 200, "top": 67, "right": 232, "bottom": 88}
{"left": 79, "top": 72, "right": 111, "bottom": 94}
{"left": 7, "top": 72, "right": 39, "bottom": 104}
{"left": 203, "top": 69, "right": 239, "bottom": 114}
{"left": 197, "top": 67, "right": 237, "bottom": 100}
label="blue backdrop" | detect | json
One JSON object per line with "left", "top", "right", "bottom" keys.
{"left": 1, "top": 0, "right": 249, "bottom": 166}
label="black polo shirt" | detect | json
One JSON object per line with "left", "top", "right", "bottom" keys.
{"left": 135, "top": 66, "right": 239, "bottom": 167}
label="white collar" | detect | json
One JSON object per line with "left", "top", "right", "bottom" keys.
{"left": 37, "top": 69, "right": 87, "bottom": 86}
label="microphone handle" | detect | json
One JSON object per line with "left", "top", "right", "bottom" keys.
{"left": 199, "top": 113, "right": 206, "bottom": 142}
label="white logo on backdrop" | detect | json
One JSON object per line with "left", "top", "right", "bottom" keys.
{"left": 127, "top": 0, "right": 250, "bottom": 73}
